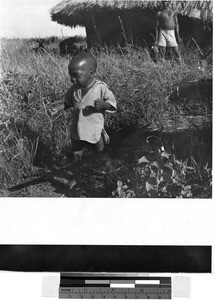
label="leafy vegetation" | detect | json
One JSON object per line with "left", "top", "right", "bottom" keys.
{"left": 112, "top": 135, "right": 212, "bottom": 198}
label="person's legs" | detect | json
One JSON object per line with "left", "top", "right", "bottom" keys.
{"left": 166, "top": 30, "right": 181, "bottom": 63}
{"left": 101, "top": 128, "right": 110, "bottom": 145}
{"left": 72, "top": 139, "right": 87, "bottom": 163}
{"left": 73, "top": 149, "right": 84, "bottom": 163}
{"left": 95, "top": 135, "right": 105, "bottom": 152}
{"left": 159, "top": 46, "right": 166, "bottom": 60}
{"left": 172, "top": 46, "right": 182, "bottom": 62}
{"left": 94, "top": 135, "right": 112, "bottom": 173}
{"left": 158, "top": 29, "right": 167, "bottom": 61}
{"left": 70, "top": 139, "right": 87, "bottom": 190}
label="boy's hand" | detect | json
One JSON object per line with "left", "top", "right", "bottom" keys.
{"left": 49, "top": 108, "right": 58, "bottom": 117}
{"left": 177, "top": 37, "right": 182, "bottom": 43}
{"left": 94, "top": 99, "right": 107, "bottom": 111}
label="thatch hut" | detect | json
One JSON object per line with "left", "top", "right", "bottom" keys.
{"left": 50, "top": 0, "right": 213, "bottom": 47}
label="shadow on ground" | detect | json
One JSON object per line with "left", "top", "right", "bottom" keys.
{"left": 3, "top": 124, "right": 211, "bottom": 198}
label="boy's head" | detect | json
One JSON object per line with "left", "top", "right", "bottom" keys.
{"left": 161, "top": 1, "right": 172, "bottom": 9}
{"left": 68, "top": 51, "right": 97, "bottom": 87}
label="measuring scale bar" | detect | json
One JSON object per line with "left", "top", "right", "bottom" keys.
{"left": 59, "top": 287, "right": 171, "bottom": 299}
{"left": 59, "top": 276, "right": 171, "bottom": 299}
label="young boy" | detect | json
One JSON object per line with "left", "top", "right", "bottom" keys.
{"left": 50, "top": 51, "right": 116, "bottom": 163}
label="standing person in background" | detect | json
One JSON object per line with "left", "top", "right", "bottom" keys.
{"left": 155, "top": 1, "right": 182, "bottom": 62}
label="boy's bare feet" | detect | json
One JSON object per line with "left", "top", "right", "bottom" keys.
{"left": 69, "top": 179, "right": 77, "bottom": 190}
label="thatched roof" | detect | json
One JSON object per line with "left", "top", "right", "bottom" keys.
{"left": 50, "top": 0, "right": 213, "bottom": 27}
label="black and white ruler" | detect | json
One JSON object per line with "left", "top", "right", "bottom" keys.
{"left": 59, "top": 273, "right": 171, "bottom": 299}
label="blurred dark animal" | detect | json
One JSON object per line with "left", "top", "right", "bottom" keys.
{"left": 59, "top": 36, "right": 87, "bottom": 56}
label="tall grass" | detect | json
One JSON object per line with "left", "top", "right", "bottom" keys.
{"left": 0, "top": 39, "right": 212, "bottom": 189}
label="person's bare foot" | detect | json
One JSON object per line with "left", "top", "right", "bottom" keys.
{"left": 69, "top": 179, "right": 77, "bottom": 190}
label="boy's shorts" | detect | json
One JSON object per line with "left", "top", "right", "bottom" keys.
{"left": 72, "top": 138, "right": 103, "bottom": 153}
{"left": 72, "top": 130, "right": 109, "bottom": 152}
{"left": 158, "top": 29, "right": 178, "bottom": 47}
{"left": 72, "top": 139, "right": 88, "bottom": 152}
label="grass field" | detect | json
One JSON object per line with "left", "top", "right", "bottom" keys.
{"left": 0, "top": 38, "right": 212, "bottom": 197}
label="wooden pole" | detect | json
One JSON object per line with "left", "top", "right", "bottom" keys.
{"left": 91, "top": 13, "right": 102, "bottom": 44}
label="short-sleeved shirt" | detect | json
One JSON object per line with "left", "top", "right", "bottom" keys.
{"left": 64, "top": 79, "right": 116, "bottom": 144}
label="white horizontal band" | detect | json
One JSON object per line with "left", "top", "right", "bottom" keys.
{"left": 110, "top": 284, "right": 135, "bottom": 288}
{"left": 135, "top": 280, "right": 160, "bottom": 284}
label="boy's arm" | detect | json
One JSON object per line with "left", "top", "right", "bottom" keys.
{"left": 50, "top": 87, "right": 74, "bottom": 116}
{"left": 49, "top": 104, "right": 64, "bottom": 116}
{"left": 94, "top": 85, "right": 117, "bottom": 112}
{"left": 94, "top": 99, "right": 115, "bottom": 111}
{"left": 174, "top": 12, "right": 181, "bottom": 42}
{"left": 155, "top": 12, "right": 160, "bottom": 45}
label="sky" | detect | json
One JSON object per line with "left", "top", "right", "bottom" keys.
{"left": 0, "top": 0, "right": 86, "bottom": 38}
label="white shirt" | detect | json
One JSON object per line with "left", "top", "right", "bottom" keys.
{"left": 64, "top": 79, "right": 117, "bottom": 143}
